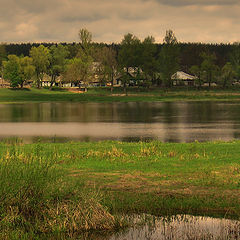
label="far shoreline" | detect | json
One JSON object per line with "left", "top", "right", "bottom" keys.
{"left": 1, "top": 87, "right": 240, "bottom": 103}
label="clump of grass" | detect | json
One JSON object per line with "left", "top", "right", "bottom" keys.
{"left": 44, "top": 196, "right": 115, "bottom": 233}
{"left": 168, "top": 151, "right": 177, "bottom": 157}
{"left": 87, "top": 146, "right": 127, "bottom": 160}
{"left": 139, "top": 142, "right": 162, "bottom": 157}
{"left": 0, "top": 144, "right": 121, "bottom": 238}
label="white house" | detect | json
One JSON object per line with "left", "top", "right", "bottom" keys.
{"left": 171, "top": 71, "right": 197, "bottom": 86}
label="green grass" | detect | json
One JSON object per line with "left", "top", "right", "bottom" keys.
{"left": 2, "top": 87, "right": 240, "bottom": 103}
{"left": 1, "top": 140, "right": 240, "bottom": 238}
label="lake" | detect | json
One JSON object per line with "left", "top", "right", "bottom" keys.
{"left": 1, "top": 101, "right": 240, "bottom": 142}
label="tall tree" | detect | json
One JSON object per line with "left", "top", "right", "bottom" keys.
{"left": 62, "top": 28, "right": 94, "bottom": 90}
{"left": 118, "top": 33, "right": 141, "bottom": 92}
{"left": 3, "top": 55, "right": 35, "bottom": 88}
{"left": 78, "top": 28, "right": 93, "bottom": 56}
{"left": 230, "top": 42, "right": 240, "bottom": 81}
{"left": 118, "top": 33, "right": 141, "bottom": 72}
{"left": 64, "top": 55, "right": 92, "bottom": 90}
{"left": 30, "top": 45, "right": 50, "bottom": 88}
{"left": 141, "top": 36, "right": 158, "bottom": 86}
{"left": 0, "top": 44, "right": 7, "bottom": 78}
{"left": 48, "top": 44, "right": 69, "bottom": 89}
{"left": 0, "top": 44, "right": 7, "bottom": 67}
{"left": 200, "top": 51, "right": 218, "bottom": 87}
{"left": 158, "top": 30, "right": 180, "bottom": 87}
{"left": 221, "top": 62, "right": 235, "bottom": 88}
{"left": 19, "top": 56, "right": 35, "bottom": 88}
{"left": 190, "top": 65, "right": 203, "bottom": 88}
{"left": 94, "top": 46, "right": 118, "bottom": 91}
{"left": 3, "top": 55, "right": 21, "bottom": 88}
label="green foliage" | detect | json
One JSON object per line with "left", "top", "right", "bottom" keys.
{"left": 3, "top": 55, "right": 35, "bottom": 88}
{"left": 200, "top": 51, "right": 219, "bottom": 86}
{"left": 118, "top": 33, "right": 141, "bottom": 70}
{"left": 62, "top": 29, "right": 94, "bottom": 89}
{"left": 64, "top": 54, "right": 93, "bottom": 88}
{"left": 230, "top": 42, "right": 240, "bottom": 81}
{"left": 221, "top": 62, "right": 235, "bottom": 88}
{"left": 30, "top": 45, "right": 50, "bottom": 88}
{"left": 141, "top": 36, "right": 158, "bottom": 85}
{"left": 3, "top": 55, "right": 21, "bottom": 88}
{"left": 0, "top": 44, "right": 7, "bottom": 68}
{"left": 158, "top": 30, "right": 180, "bottom": 87}
{"left": 48, "top": 44, "right": 69, "bottom": 88}
{"left": 78, "top": 28, "right": 92, "bottom": 54}
{"left": 94, "top": 46, "right": 118, "bottom": 87}
{"left": 190, "top": 65, "right": 202, "bottom": 87}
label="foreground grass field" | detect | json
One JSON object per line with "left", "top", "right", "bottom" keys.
{"left": 1, "top": 140, "right": 240, "bottom": 238}
{"left": 2, "top": 87, "right": 240, "bottom": 103}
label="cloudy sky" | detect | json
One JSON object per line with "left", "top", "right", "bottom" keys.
{"left": 1, "top": 0, "right": 240, "bottom": 44}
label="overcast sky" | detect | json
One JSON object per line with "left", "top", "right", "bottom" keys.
{"left": 1, "top": 0, "right": 240, "bottom": 44}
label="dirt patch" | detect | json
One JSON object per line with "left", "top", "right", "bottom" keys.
{"left": 67, "top": 88, "right": 86, "bottom": 93}
{"left": 68, "top": 169, "right": 240, "bottom": 200}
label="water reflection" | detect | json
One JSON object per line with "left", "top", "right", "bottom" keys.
{"left": 109, "top": 215, "right": 240, "bottom": 240}
{"left": 0, "top": 102, "right": 240, "bottom": 142}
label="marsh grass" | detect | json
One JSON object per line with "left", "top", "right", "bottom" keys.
{"left": 0, "top": 143, "right": 122, "bottom": 239}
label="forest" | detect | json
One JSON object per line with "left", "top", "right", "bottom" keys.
{"left": 0, "top": 29, "right": 239, "bottom": 89}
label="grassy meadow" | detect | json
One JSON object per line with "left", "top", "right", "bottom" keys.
{"left": 2, "top": 87, "right": 240, "bottom": 103}
{"left": 1, "top": 140, "right": 240, "bottom": 238}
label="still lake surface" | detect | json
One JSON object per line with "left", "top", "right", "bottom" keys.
{"left": 1, "top": 101, "right": 240, "bottom": 142}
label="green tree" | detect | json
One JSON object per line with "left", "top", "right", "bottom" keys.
{"left": 48, "top": 44, "right": 69, "bottom": 89}
{"left": 3, "top": 55, "right": 35, "bottom": 88}
{"left": 0, "top": 44, "right": 7, "bottom": 78}
{"left": 118, "top": 33, "right": 141, "bottom": 72}
{"left": 30, "top": 45, "right": 50, "bottom": 88}
{"left": 64, "top": 55, "right": 92, "bottom": 90}
{"left": 19, "top": 56, "right": 35, "bottom": 88}
{"left": 200, "top": 52, "right": 218, "bottom": 87}
{"left": 0, "top": 44, "right": 7, "bottom": 67}
{"left": 221, "top": 62, "right": 235, "bottom": 88}
{"left": 158, "top": 30, "right": 179, "bottom": 87}
{"left": 78, "top": 28, "right": 93, "bottom": 56}
{"left": 65, "top": 28, "right": 94, "bottom": 90}
{"left": 3, "top": 55, "right": 21, "bottom": 88}
{"left": 141, "top": 36, "right": 157, "bottom": 86}
{"left": 190, "top": 65, "right": 202, "bottom": 87}
{"left": 94, "top": 46, "right": 118, "bottom": 91}
{"left": 118, "top": 33, "right": 141, "bottom": 92}
{"left": 230, "top": 42, "right": 240, "bottom": 81}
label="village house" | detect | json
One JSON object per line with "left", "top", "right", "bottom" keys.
{"left": 171, "top": 71, "right": 197, "bottom": 86}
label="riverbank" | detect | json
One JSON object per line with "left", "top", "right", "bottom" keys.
{"left": 1, "top": 140, "right": 240, "bottom": 238}
{"left": 2, "top": 87, "right": 240, "bottom": 103}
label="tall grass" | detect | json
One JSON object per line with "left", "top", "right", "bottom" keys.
{"left": 0, "top": 143, "right": 119, "bottom": 239}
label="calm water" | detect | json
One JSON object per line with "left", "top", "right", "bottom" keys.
{"left": 1, "top": 101, "right": 240, "bottom": 142}
{"left": 108, "top": 215, "right": 240, "bottom": 240}
{"left": 60, "top": 215, "right": 240, "bottom": 240}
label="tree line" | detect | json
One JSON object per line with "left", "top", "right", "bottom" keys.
{"left": 0, "top": 29, "right": 239, "bottom": 89}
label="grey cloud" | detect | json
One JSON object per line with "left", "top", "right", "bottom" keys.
{"left": 11, "top": 0, "right": 49, "bottom": 13}
{"left": 155, "top": 0, "right": 238, "bottom": 6}
{"left": 60, "top": 14, "right": 106, "bottom": 23}
{"left": 0, "top": 0, "right": 240, "bottom": 43}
